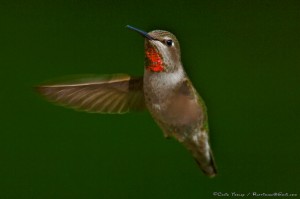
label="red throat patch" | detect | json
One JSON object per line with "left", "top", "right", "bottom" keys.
{"left": 146, "top": 47, "right": 164, "bottom": 72}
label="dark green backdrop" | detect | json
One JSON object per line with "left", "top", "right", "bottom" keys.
{"left": 1, "top": 0, "right": 299, "bottom": 198}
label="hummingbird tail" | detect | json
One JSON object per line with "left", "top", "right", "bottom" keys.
{"left": 184, "top": 131, "right": 217, "bottom": 177}
{"left": 194, "top": 149, "right": 217, "bottom": 177}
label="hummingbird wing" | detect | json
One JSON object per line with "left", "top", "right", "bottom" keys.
{"left": 36, "top": 74, "right": 145, "bottom": 113}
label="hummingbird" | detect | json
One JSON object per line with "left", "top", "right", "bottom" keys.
{"left": 36, "top": 25, "right": 217, "bottom": 177}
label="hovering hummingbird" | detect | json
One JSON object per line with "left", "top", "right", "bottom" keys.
{"left": 36, "top": 25, "right": 217, "bottom": 177}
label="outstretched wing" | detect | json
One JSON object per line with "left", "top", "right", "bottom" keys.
{"left": 36, "top": 74, "right": 145, "bottom": 114}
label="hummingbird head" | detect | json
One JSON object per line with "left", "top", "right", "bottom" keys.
{"left": 127, "top": 25, "right": 181, "bottom": 73}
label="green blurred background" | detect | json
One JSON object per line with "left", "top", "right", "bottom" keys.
{"left": 0, "top": 0, "right": 299, "bottom": 198}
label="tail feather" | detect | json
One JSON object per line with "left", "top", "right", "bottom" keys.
{"left": 183, "top": 130, "right": 217, "bottom": 177}
{"left": 194, "top": 149, "right": 217, "bottom": 177}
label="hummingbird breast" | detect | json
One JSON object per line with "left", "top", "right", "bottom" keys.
{"left": 143, "top": 68, "right": 204, "bottom": 139}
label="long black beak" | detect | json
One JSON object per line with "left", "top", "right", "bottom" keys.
{"left": 126, "top": 25, "right": 155, "bottom": 40}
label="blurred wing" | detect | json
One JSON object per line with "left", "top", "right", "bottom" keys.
{"left": 36, "top": 74, "right": 145, "bottom": 114}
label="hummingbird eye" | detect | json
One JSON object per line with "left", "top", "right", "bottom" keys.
{"left": 165, "top": 39, "right": 173, "bottom": 47}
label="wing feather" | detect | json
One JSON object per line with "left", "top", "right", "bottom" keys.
{"left": 36, "top": 74, "right": 145, "bottom": 114}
